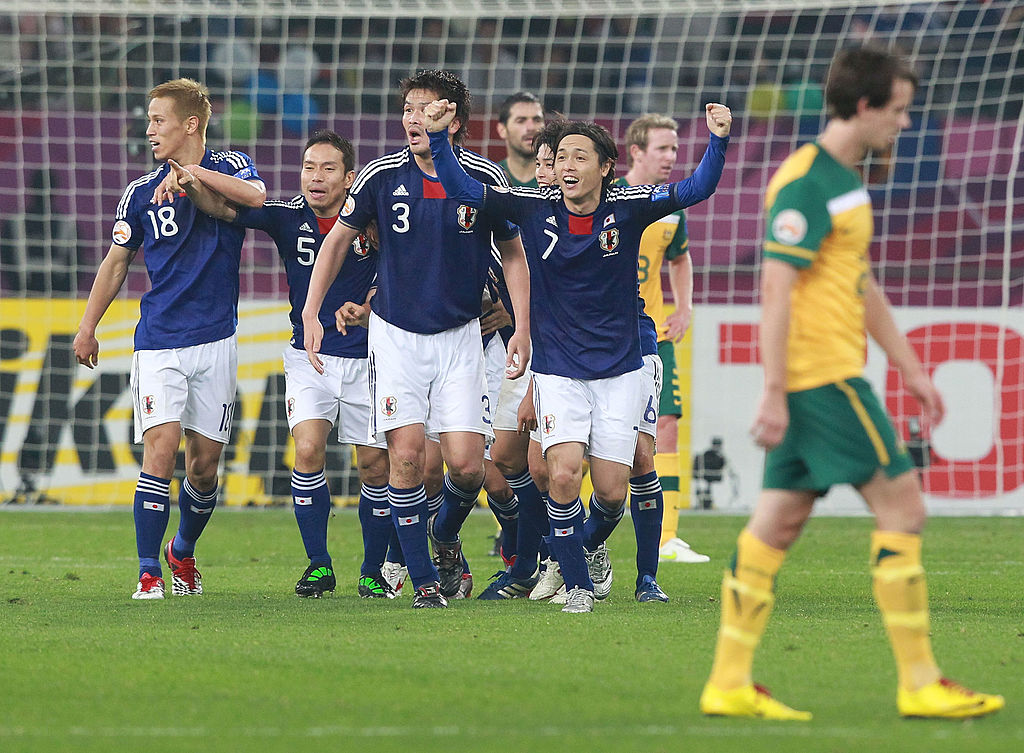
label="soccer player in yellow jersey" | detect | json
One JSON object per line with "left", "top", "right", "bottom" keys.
{"left": 617, "top": 114, "right": 709, "bottom": 564}
{"left": 700, "top": 46, "right": 1004, "bottom": 721}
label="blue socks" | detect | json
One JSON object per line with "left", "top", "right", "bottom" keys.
{"left": 389, "top": 484, "right": 439, "bottom": 589}
{"left": 292, "top": 469, "right": 332, "bottom": 567}
{"left": 432, "top": 473, "right": 481, "bottom": 543}
{"left": 508, "top": 470, "right": 546, "bottom": 579}
{"left": 357, "top": 483, "right": 392, "bottom": 576}
{"left": 630, "top": 471, "right": 663, "bottom": 586}
{"left": 134, "top": 472, "right": 171, "bottom": 578}
{"left": 546, "top": 496, "right": 591, "bottom": 590}
{"left": 173, "top": 478, "right": 218, "bottom": 559}
{"left": 582, "top": 493, "right": 624, "bottom": 552}
{"left": 487, "top": 491, "right": 519, "bottom": 562}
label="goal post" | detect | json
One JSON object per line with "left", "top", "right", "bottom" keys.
{"left": 0, "top": 0, "right": 1020, "bottom": 510}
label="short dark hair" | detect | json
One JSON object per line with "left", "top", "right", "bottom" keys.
{"left": 497, "top": 91, "right": 542, "bottom": 126}
{"left": 532, "top": 115, "right": 568, "bottom": 157}
{"left": 555, "top": 121, "right": 619, "bottom": 189}
{"left": 304, "top": 130, "right": 355, "bottom": 173}
{"left": 825, "top": 45, "right": 918, "bottom": 120}
{"left": 399, "top": 69, "right": 472, "bottom": 145}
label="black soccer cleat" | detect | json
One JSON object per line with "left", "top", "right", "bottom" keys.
{"left": 427, "top": 514, "right": 465, "bottom": 598}
{"left": 411, "top": 581, "right": 448, "bottom": 609}
{"left": 358, "top": 572, "right": 397, "bottom": 599}
{"left": 295, "top": 564, "right": 336, "bottom": 598}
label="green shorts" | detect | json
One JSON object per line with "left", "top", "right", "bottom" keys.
{"left": 656, "top": 340, "right": 682, "bottom": 417}
{"left": 762, "top": 377, "right": 914, "bottom": 493}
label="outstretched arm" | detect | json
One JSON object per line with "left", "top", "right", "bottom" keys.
{"left": 425, "top": 100, "right": 486, "bottom": 206}
{"left": 163, "top": 160, "right": 239, "bottom": 221}
{"left": 666, "top": 103, "right": 732, "bottom": 209}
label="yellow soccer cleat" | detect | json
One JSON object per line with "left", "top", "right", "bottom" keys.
{"left": 700, "top": 682, "right": 812, "bottom": 721}
{"left": 898, "top": 678, "right": 1005, "bottom": 719}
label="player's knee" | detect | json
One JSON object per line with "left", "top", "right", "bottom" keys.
{"left": 448, "top": 463, "right": 484, "bottom": 491}
{"left": 356, "top": 450, "right": 389, "bottom": 487}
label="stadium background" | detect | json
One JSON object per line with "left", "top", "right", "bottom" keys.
{"left": 0, "top": 0, "right": 1021, "bottom": 511}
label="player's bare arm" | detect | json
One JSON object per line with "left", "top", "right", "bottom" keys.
{"left": 663, "top": 253, "right": 694, "bottom": 342}
{"left": 497, "top": 236, "right": 531, "bottom": 378}
{"left": 517, "top": 377, "right": 538, "bottom": 434}
{"left": 302, "top": 219, "right": 361, "bottom": 373}
{"left": 166, "top": 159, "right": 239, "bottom": 221}
{"left": 864, "top": 275, "right": 945, "bottom": 426}
{"left": 705, "top": 103, "right": 732, "bottom": 138}
{"left": 73, "top": 243, "right": 137, "bottom": 368}
{"left": 751, "top": 259, "right": 798, "bottom": 449}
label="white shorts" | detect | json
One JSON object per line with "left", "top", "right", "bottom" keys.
{"left": 639, "top": 354, "right": 664, "bottom": 439}
{"left": 282, "top": 347, "right": 386, "bottom": 449}
{"left": 368, "top": 311, "right": 493, "bottom": 442}
{"left": 131, "top": 335, "right": 237, "bottom": 444}
{"left": 532, "top": 369, "right": 644, "bottom": 466}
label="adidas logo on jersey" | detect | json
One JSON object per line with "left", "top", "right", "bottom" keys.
{"left": 546, "top": 216, "right": 557, "bottom": 226}
{"left": 392, "top": 184, "right": 409, "bottom": 196}
{"left": 299, "top": 222, "right": 314, "bottom": 232}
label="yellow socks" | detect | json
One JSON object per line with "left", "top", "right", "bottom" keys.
{"left": 707, "top": 529, "right": 786, "bottom": 690}
{"left": 655, "top": 452, "right": 682, "bottom": 545}
{"left": 870, "top": 530, "right": 940, "bottom": 691}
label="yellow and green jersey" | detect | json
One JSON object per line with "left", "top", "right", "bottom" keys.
{"left": 764, "top": 142, "right": 872, "bottom": 392}
{"left": 613, "top": 177, "right": 689, "bottom": 341}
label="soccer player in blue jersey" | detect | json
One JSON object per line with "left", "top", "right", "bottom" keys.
{"left": 424, "top": 98, "right": 731, "bottom": 612}
{"left": 72, "top": 78, "right": 265, "bottom": 600}
{"left": 183, "top": 130, "right": 396, "bottom": 599}
{"left": 302, "top": 70, "right": 531, "bottom": 609}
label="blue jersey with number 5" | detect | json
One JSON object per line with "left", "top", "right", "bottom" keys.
{"left": 338, "top": 146, "right": 518, "bottom": 334}
{"left": 111, "top": 148, "right": 260, "bottom": 350}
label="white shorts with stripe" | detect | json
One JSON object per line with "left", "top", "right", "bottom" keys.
{"left": 368, "top": 311, "right": 493, "bottom": 443}
{"left": 282, "top": 346, "right": 386, "bottom": 449}
{"left": 532, "top": 368, "right": 644, "bottom": 466}
{"left": 639, "top": 354, "right": 664, "bottom": 439}
{"left": 131, "top": 334, "right": 237, "bottom": 444}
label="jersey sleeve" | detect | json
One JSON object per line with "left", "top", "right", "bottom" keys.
{"left": 233, "top": 204, "right": 276, "bottom": 233}
{"left": 764, "top": 177, "right": 831, "bottom": 269}
{"left": 219, "top": 150, "right": 261, "bottom": 182}
{"left": 636, "top": 133, "right": 729, "bottom": 226}
{"left": 111, "top": 182, "right": 147, "bottom": 250}
{"left": 663, "top": 210, "right": 689, "bottom": 260}
{"left": 338, "top": 166, "right": 377, "bottom": 231}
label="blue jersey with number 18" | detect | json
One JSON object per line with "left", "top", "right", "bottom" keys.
{"left": 111, "top": 148, "right": 261, "bottom": 351}
{"left": 338, "top": 146, "right": 519, "bottom": 335}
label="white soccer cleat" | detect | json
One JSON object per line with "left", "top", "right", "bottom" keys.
{"left": 584, "top": 542, "right": 613, "bottom": 599}
{"left": 659, "top": 537, "right": 710, "bottom": 563}
{"left": 381, "top": 561, "right": 408, "bottom": 596}
{"left": 131, "top": 573, "right": 165, "bottom": 600}
{"left": 529, "top": 558, "right": 565, "bottom": 600}
{"left": 561, "top": 586, "right": 595, "bottom": 613}
{"left": 549, "top": 584, "right": 568, "bottom": 604}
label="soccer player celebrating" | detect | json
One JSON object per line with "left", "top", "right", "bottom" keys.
{"left": 183, "top": 130, "right": 395, "bottom": 599}
{"left": 302, "top": 70, "right": 530, "bottom": 609}
{"left": 699, "top": 46, "right": 1004, "bottom": 721}
{"left": 495, "top": 91, "right": 545, "bottom": 187}
{"left": 73, "top": 78, "right": 265, "bottom": 600}
{"left": 424, "top": 98, "right": 730, "bottom": 613}
{"left": 617, "top": 114, "right": 710, "bottom": 565}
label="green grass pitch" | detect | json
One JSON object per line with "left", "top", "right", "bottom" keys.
{"left": 0, "top": 509, "right": 1020, "bottom": 753}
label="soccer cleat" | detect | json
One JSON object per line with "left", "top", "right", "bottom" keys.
{"left": 477, "top": 569, "right": 538, "bottom": 600}
{"left": 634, "top": 574, "right": 669, "bottom": 603}
{"left": 427, "top": 514, "right": 465, "bottom": 598}
{"left": 584, "top": 542, "right": 613, "bottom": 600}
{"left": 411, "top": 581, "right": 448, "bottom": 609}
{"left": 295, "top": 564, "right": 336, "bottom": 598}
{"left": 561, "top": 586, "right": 595, "bottom": 613}
{"left": 499, "top": 545, "right": 516, "bottom": 570}
{"left": 659, "top": 537, "right": 711, "bottom": 563}
{"left": 897, "top": 678, "right": 1005, "bottom": 719}
{"left": 357, "top": 571, "right": 395, "bottom": 599}
{"left": 454, "top": 572, "right": 474, "bottom": 599}
{"left": 163, "top": 538, "right": 203, "bottom": 595}
{"left": 381, "top": 561, "right": 408, "bottom": 596}
{"left": 549, "top": 584, "right": 568, "bottom": 604}
{"left": 700, "top": 683, "right": 812, "bottom": 721}
{"left": 530, "top": 558, "right": 565, "bottom": 601}
{"left": 131, "top": 573, "right": 165, "bottom": 600}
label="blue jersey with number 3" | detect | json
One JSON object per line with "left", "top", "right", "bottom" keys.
{"left": 111, "top": 148, "right": 260, "bottom": 350}
{"left": 235, "top": 196, "right": 377, "bottom": 358}
{"left": 338, "top": 147, "right": 518, "bottom": 334}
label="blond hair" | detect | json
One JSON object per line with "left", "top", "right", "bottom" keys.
{"left": 624, "top": 113, "right": 678, "bottom": 167}
{"left": 148, "top": 78, "right": 212, "bottom": 138}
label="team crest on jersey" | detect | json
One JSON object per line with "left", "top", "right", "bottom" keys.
{"left": 457, "top": 204, "right": 478, "bottom": 231}
{"left": 112, "top": 220, "right": 132, "bottom": 245}
{"left": 381, "top": 396, "right": 398, "bottom": 416}
{"left": 542, "top": 414, "right": 556, "bottom": 435}
{"left": 340, "top": 195, "right": 355, "bottom": 217}
{"left": 287, "top": 398, "right": 295, "bottom": 418}
{"left": 142, "top": 395, "right": 155, "bottom": 415}
{"left": 352, "top": 234, "right": 370, "bottom": 257}
{"left": 772, "top": 209, "right": 808, "bottom": 245}
{"left": 599, "top": 228, "right": 620, "bottom": 254}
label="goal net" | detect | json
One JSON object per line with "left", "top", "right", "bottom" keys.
{"left": 0, "top": 0, "right": 1020, "bottom": 511}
